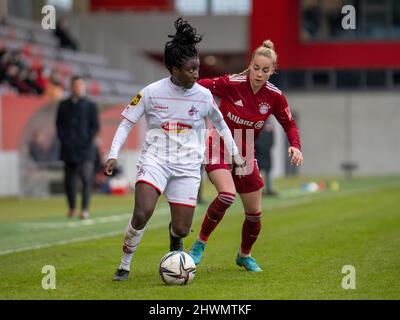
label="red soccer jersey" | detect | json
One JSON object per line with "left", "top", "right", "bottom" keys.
{"left": 198, "top": 74, "right": 301, "bottom": 161}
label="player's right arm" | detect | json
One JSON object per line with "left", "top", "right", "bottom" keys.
{"left": 104, "top": 91, "right": 146, "bottom": 176}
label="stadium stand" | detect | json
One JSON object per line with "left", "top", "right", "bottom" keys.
{"left": 0, "top": 15, "right": 136, "bottom": 102}
{"left": 0, "top": 15, "right": 143, "bottom": 196}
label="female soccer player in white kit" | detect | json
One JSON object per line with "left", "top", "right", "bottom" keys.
{"left": 104, "top": 18, "right": 244, "bottom": 281}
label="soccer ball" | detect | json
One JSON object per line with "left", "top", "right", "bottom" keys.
{"left": 159, "top": 251, "right": 196, "bottom": 285}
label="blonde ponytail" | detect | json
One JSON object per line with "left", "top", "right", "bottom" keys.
{"left": 254, "top": 39, "right": 277, "bottom": 67}
{"left": 262, "top": 40, "right": 274, "bottom": 50}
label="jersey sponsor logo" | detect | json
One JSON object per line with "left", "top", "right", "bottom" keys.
{"left": 154, "top": 105, "right": 169, "bottom": 111}
{"left": 129, "top": 92, "right": 142, "bottom": 106}
{"left": 227, "top": 111, "right": 254, "bottom": 127}
{"left": 254, "top": 120, "right": 265, "bottom": 130}
{"left": 259, "top": 102, "right": 269, "bottom": 114}
{"left": 161, "top": 122, "right": 192, "bottom": 133}
{"left": 234, "top": 99, "right": 244, "bottom": 107}
{"left": 188, "top": 105, "right": 199, "bottom": 117}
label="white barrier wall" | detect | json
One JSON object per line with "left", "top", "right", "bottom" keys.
{"left": 286, "top": 92, "right": 400, "bottom": 176}
{"left": 0, "top": 151, "right": 20, "bottom": 196}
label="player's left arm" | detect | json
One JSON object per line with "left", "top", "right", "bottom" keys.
{"left": 273, "top": 95, "right": 304, "bottom": 167}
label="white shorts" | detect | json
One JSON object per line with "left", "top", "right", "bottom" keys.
{"left": 135, "top": 158, "right": 201, "bottom": 207}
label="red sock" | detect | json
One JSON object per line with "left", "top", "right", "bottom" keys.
{"left": 240, "top": 212, "right": 262, "bottom": 256}
{"left": 199, "top": 192, "right": 235, "bottom": 242}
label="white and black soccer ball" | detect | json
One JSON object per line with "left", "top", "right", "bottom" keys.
{"left": 159, "top": 251, "right": 196, "bottom": 285}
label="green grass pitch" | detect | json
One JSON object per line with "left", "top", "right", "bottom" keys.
{"left": 0, "top": 176, "right": 399, "bottom": 300}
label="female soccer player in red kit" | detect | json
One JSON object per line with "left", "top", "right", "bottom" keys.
{"left": 189, "top": 40, "right": 304, "bottom": 272}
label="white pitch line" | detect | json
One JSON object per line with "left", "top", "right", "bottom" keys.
{"left": 0, "top": 221, "right": 169, "bottom": 256}
{"left": 17, "top": 208, "right": 170, "bottom": 230}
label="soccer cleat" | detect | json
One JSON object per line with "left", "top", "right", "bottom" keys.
{"left": 112, "top": 268, "right": 130, "bottom": 281}
{"left": 80, "top": 210, "right": 90, "bottom": 220}
{"left": 235, "top": 254, "right": 263, "bottom": 272}
{"left": 189, "top": 239, "right": 206, "bottom": 265}
{"left": 169, "top": 222, "right": 183, "bottom": 251}
{"left": 67, "top": 209, "right": 76, "bottom": 218}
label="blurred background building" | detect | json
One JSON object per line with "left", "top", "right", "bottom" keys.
{"left": 1, "top": 0, "right": 399, "bottom": 197}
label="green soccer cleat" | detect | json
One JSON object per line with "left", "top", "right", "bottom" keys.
{"left": 235, "top": 254, "right": 263, "bottom": 272}
{"left": 189, "top": 239, "right": 206, "bottom": 265}
{"left": 112, "top": 268, "right": 130, "bottom": 281}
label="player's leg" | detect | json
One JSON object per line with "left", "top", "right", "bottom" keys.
{"left": 233, "top": 159, "right": 264, "bottom": 272}
{"left": 189, "top": 167, "right": 236, "bottom": 265}
{"left": 236, "top": 188, "right": 263, "bottom": 271}
{"left": 64, "top": 162, "right": 78, "bottom": 218}
{"left": 79, "top": 160, "right": 95, "bottom": 219}
{"left": 114, "top": 182, "right": 160, "bottom": 281}
{"left": 113, "top": 161, "right": 167, "bottom": 281}
{"left": 165, "top": 175, "right": 199, "bottom": 251}
{"left": 169, "top": 204, "right": 195, "bottom": 251}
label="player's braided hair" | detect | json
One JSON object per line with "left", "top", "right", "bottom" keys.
{"left": 164, "top": 17, "right": 203, "bottom": 72}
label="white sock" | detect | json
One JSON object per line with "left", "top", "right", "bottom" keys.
{"left": 239, "top": 249, "right": 250, "bottom": 258}
{"left": 119, "top": 221, "right": 145, "bottom": 271}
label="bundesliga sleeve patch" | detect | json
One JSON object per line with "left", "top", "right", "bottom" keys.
{"left": 129, "top": 93, "right": 142, "bottom": 106}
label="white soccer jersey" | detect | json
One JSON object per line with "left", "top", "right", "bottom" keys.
{"left": 120, "top": 77, "right": 238, "bottom": 173}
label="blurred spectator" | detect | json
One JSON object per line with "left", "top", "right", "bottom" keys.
{"left": 14, "top": 67, "right": 33, "bottom": 94}
{"left": 35, "top": 67, "right": 48, "bottom": 91}
{"left": 25, "top": 69, "right": 44, "bottom": 95}
{"left": 10, "top": 50, "right": 26, "bottom": 69}
{"left": 44, "top": 70, "right": 65, "bottom": 101}
{"left": 0, "top": 49, "right": 13, "bottom": 80}
{"left": 3, "top": 64, "right": 35, "bottom": 94}
{"left": 28, "top": 129, "right": 59, "bottom": 164}
{"left": 1, "top": 49, "right": 53, "bottom": 96}
{"left": 54, "top": 17, "right": 79, "bottom": 51}
{"left": 2, "top": 64, "right": 19, "bottom": 86}
{"left": 255, "top": 119, "right": 278, "bottom": 197}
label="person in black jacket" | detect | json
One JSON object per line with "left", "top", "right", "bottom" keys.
{"left": 56, "top": 76, "right": 99, "bottom": 219}
{"left": 54, "top": 17, "right": 79, "bottom": 51}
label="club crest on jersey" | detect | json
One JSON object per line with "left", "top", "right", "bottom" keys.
{"left": 137, "top": 166, "right": 145, "bottom": 177}
{"left": 259, "top": 103, "right": 270, "bottom": 114}
{"left": 188, "top": 105, "right": 199, "bottom": 117}
{"left": 129, "top": 92, "right": 142, "bottom": 106}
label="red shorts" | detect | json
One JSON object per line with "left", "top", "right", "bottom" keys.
{"left": 205, "top": 159, "right": 264, "bottom": 194}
